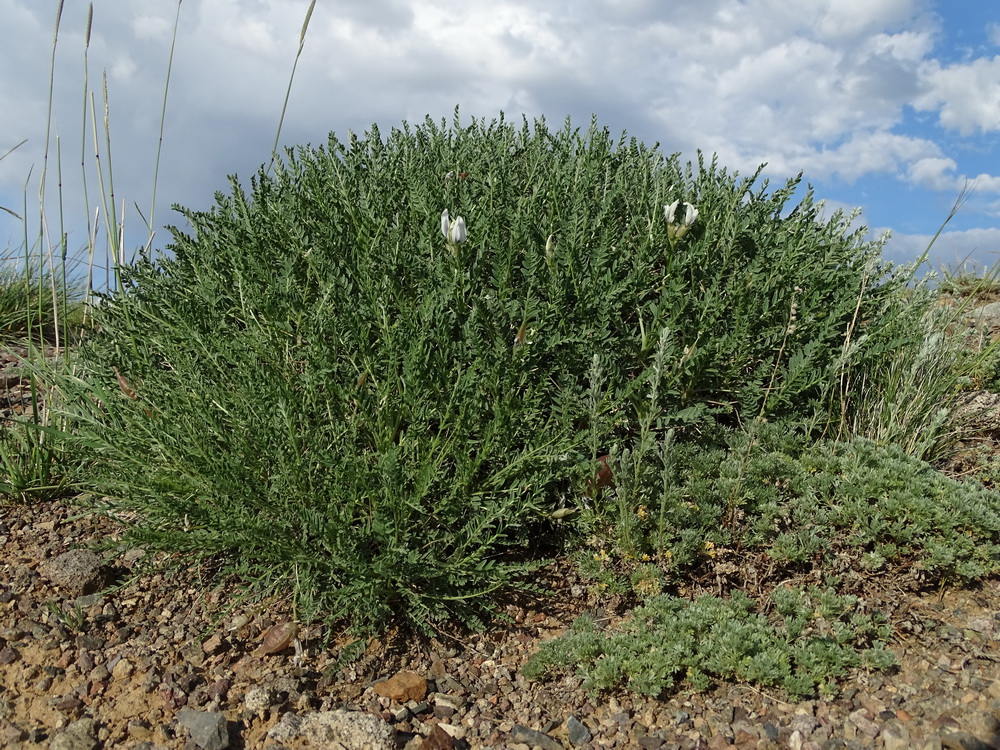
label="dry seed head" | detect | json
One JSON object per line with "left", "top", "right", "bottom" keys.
{"left": 85, "top": 4, "right": 93, "bottom": 47}
{"left": 299, "top": 0, "right": 316, "bottom": 46}
{"left": 53, "top": 0, "right": 65, "bottom": 36}
{"left": 513, "top": 320, "right": 528, "bottom": 347}
{"left": 114, "top": 368, "right": 137, "bottom": 400}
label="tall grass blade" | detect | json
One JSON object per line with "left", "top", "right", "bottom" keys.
{"left": 147, "top": 0, "right": 184, "bottom": 242}
{"left": 267, "top": 0, "right": 316, "bottom": 175}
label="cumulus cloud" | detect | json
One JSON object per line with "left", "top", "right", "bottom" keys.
{"left": 914, "top": 56, "right": 1000, "bottom": 135}
{"left": 881, "top": 227, "right": 1000, "bottom": 270}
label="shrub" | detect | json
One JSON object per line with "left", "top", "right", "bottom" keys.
{"left": 54, "top": 112, "right": 932, "bottom": 634}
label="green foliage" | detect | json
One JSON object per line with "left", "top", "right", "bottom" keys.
{"left": 0, "top": 414, "right": 70, "bottom": 502}
{"left": 582, "top": 423, "right": 1000, "bottom": 587}
{"left": 523, "top": 586, "right": 894, "bottom": 699}
{"left": 48, "top": 112, "right": 964, "bottom": 634}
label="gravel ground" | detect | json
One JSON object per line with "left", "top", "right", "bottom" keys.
{"left": 3, "top": 496, "right": 1000, "bottom": 750}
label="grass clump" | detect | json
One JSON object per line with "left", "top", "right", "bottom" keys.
{"left": 0, "top": 260, "right": 85, "bottom": 504}
{"left": 523, "top": 586, "right": 895, "bottom": 700}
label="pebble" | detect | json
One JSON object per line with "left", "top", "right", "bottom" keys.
{"left": 567, "top": 714, "right": 592, "bottom": 745}
{"left": 510, "top": 723, "right": 562, "bottom": 750}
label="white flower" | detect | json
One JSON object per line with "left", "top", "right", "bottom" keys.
{"left": 665, "top": 200, "right": 699, "bottom": 244}
{"left": 440, "top": 209, "right": 467, "bottom": 244}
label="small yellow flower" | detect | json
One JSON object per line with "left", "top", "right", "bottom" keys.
{"left": 636, "top": 504, "right": 649, "bottom": 520}
{"left": 704, "top": 540, "right": 717, "bottom": 558}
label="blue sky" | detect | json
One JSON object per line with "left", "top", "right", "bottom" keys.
{"left": 1, "top": 0, "right": 998, "bottom": 280}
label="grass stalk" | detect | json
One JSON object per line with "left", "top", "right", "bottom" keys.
{"left": 145, "top": 0, "right": 183, "bottom": 244}
{"left": 266, "top": 0, "right": 316, "bottom": 175}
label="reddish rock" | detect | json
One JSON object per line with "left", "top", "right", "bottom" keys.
{"left": 374, "top": 670, "right": 427, "bottom": 702}
{"left": 420, "top": 724, "right": 455, "bottom": 749}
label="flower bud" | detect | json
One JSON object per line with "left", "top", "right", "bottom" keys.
{"left": 451, "top": 215, "right": 467, "bottom": 244}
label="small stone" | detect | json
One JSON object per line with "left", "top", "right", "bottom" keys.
{"left": 566, "top": 715, "right": 592, "bottom": 746}
{"left": 74, "top": 594, "right": 103, "bottom": 609}
{"left": 75, "top": 634, "right": 103, "bottom": 650}
{"left": 49, "top": 718, "right": 98, "bottom": 750}
{"left": 374, "top": 671, "right": 427, "bottom": 702}
{"left": 510, "top": 724, "right": 562, "bottom": 750}
{"left": 75, "top": 651, "right": 95, "bottom": 672}
{"left": 882, "top": 721, "right": 910, "bottom": 750}
{"left": 790, "top": 714, "right": 819, "bottom": 737}
{"left": 244, "top": 685, "right": 278, "bottom": 716}
{"left": 848, "top": 709, "right": 880, "bottom": 739}
{"left": 933, "top": 715, "right": 963, "bottom": 733}
{"left": 431, "top": 692, "right": 466, "bottom": 711}
{"left": 0, "top": 646, "right": 19, "bottom": 665}
{"left": 41, "top": 550, "right": 106, "bottom": 594}
{"left": 53, "top": 695, "right": 84, "bottom": 715}
{"left": 112, "top": 658, "right": 134, "bottom": 680}
{"left": 432, "top": 704, "right": 455, "bottom": 719}
{"left": 177, "top": 708, "right": 230, "bottom": 750}
{"left": 202, "top": 633, "right": 226, "bottom": 655}
{"left": 127, "top": 720, "right": 154, "bottom": 740}
{"left": 207, "top": 678, "right": 231, "bottom": 702}
{"left": 267, "top": 710, "right": 394, "bottom": 750}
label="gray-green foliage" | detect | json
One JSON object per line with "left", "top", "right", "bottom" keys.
{"left": 522, "top": 586, "right": 895, "bottom": 699}
{"left": 54, "top": 112, "right": 931, "bottom": 634}
{"left": 589, "top": 424, "right": 1000, "bottom": 584}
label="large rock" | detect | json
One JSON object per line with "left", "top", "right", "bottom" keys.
{"left": 267, "top": 710, "right": 395, "bottom": 750}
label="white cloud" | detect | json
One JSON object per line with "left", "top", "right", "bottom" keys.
{"left": 809, "top": 132, "right": 942, "bottom": 182}
{"left": 881, "top": 227, "right": 1000, "bottom": 270}
{"left": 906, "top": 158, "right": 1000, "bottom": 193}
{"left": 815, "top": 0, "right": 920, "bottom": 40}
{"left": 914, "top": 56, "right": 1000, "bottom": 135}
{"left": 133, "top": 14, "right": 173, "bottom": 40}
